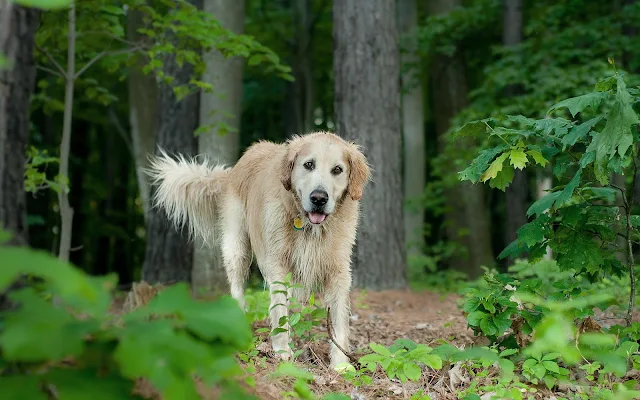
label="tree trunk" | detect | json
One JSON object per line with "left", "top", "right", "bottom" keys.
{"left": 333, "top": 0, "right": 407, "bottom": 290}
{"left": 503, "top": 0, "right": 528, "bottom": 262}
{"left": 0, "top": 3, "right": 39, "bottom": 246}
{"left": 57, "top": 3, "right": 76, "bottom": 262}
{"left": 192, "top": 0, "right": 245, "bottom": 295}
{"left": 398, "top": 0, "right": 426, "bottom": 258}
{"left": 142, "top": 0, "right": 201, "bottom": 284}
{"left": 428, "top": 0, "right": 494, "bottom": 279}
{"left": 127, "top": 10, "right": 158, "bottom": 223}
{"left": 536, "top": 171, "right": 553, "bottom": 260}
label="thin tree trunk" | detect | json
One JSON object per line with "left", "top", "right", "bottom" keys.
{"left": 142, "top": 0, "right": 201, "bottom": 284}
{"left": 128, "top": 10, "right": 157, "bottom": 223}
{"left": 536, "top": 171, "right": 553, "bottom": 260}
{"left": 57, "top": 4, "right": 76, "bottom": 262}
{"left": 333, "top": 0, "right": 407, "bottom": 289}
{"left": 0, "top": 3, "right": 39, "bottom": 247}
{"left": 192, "top": 0, "right": 245, "bottom": 295}
{"left": 428, "top": 0, "right": 494, "bottom": 279}
{"left": 398, "top": 0, "right": 426, "bottom": 258}
{"left": 503, "top": 0, "right": 528, "bottom": 262}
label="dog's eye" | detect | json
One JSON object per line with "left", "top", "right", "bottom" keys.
{"left": 332, "top": 166, "right": 343, "bottom": 175}
{"left": 303, "top": 161, "right": 314, "bottom": 170}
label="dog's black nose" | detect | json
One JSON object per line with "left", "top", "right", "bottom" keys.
{"left": 310, "top": 190, "right": 328, "bottom": 207}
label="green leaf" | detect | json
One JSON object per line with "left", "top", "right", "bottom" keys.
{"left": 370, "top": 342, "right": 391, "bottom": 357}
{"left": 586, "top": 76, "right": 639, "bottom": 184}
{"left": 419, "top": 354, "right": 443, "bottom": 370}
{"left": 132, "top": 284, "right": 251, "bottom": 348}
{"left": 548, "top": 91, "right": 609, "bottom": 117}
{"left": 542, "top": 360, "right": 560, "bottom": 373}
{"left": 526, "top": 149, "right": 548, "bottom": 167}
{"left": 11, "top": 0, "right": 72, "bottom": 9}
{"left": 458, "top": 144, "right": 509, "bottom": 183}
{"left": 595, "top": 75, "right": 617, "bottom": 92}
{"left": 532, "top": 362, "right": 547, "bottom": 379}
{"left": 555, "top": 169, "right": 582, "bottom": 207}
{"left": 453, "top": 118, "right": 495, "bottom": 138}
{"left": 500, "top": 348, "right": 518, "bottom": 357}
{"left": 0, "top": 376, "right": 47, "bottom": 400}
{"left": 541, "top": 352, "right": 562, "bottom": 361}
{"left": 0, "top": 289, "right": 91, "bottom": 362}
{"left": 562, "top": 117, "right": 602, "bottom": 149}
{"left": 467, "top": 311, "right": 485, "bottom": 326}
{"left": 45, "top": 369, "right": 134, "bottom": 399}
{"left": 480, "top": 152, "right": 509, "bottom": 182}
{"left": 509, "top": 148, "right": 528, "bottom": 170}
{"left": 517, "top": 214, "right": 549, "bottom": 247}
{"left": 480, "top": 316, "right": 498, "bottom": 336}
{"left": 403, "top": 363, "right": 422, "bottom": 381}
{"left": 489, "top": 165, "right": 515, "bottom": 191}
{"left": 527, "top": 192, "right": 561, "bottom": 217}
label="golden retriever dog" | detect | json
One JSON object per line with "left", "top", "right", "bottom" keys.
{"left": 146, "top": 131, "right": 370, "bottom": 367}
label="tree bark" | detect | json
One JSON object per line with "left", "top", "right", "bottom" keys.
{"left": 127, "top": 9, "right": 158, "bottom": 223}
{"left": 398, "top": 0, "right": 426, "bottom": 259}
{"left": 57, "top": 3, "right": 76, "bottom": 262}
{"left": 333, "top": 0, "right": 407, "bottom": 289}
{"left": 192, "top": 0, "right": 245, "bottom": 295}
{"left": 142, "top": 0, "right": 201, "bottom": 284}
{"left": 502, "top": 0, "right": 528, "bottom": 261}
{"left": 0, "top": 3, "right": 39, "bottom": 246}
{"left": 428, "top": 0, "right": 494, "bottom": 279}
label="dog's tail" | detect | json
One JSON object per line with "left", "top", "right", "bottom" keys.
{"left": 145, "top": 149, "right": 229, "bottom": 246}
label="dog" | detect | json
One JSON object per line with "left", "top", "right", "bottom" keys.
{"left": 146, "top": 131, "right": 370, "bottom": 367}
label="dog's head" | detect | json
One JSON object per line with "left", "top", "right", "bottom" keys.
{"left": 280, "top": 132, "right": 370, "bottom": 225}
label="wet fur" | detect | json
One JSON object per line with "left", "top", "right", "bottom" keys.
{"left": 146, "top": 131, "right": 370, "bottom": 367}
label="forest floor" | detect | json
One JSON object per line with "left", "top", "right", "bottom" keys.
{"left": 247, "top": 289, "right": 477, "bottom": 400}
{"left": 122, "top": 287, "right": 485, "bottom": 400}
{"left": 118, "top": 285, "right": 637, "bottom": 400}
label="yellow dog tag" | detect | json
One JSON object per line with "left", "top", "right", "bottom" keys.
{"left": 293, "top": 217, "right": 304, "bottom": 230}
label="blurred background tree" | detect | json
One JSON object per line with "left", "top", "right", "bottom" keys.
{"left": 3, "top": 0, "right": 640, "bottom": 291}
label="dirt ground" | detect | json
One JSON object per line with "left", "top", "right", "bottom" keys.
{"left": 125, "top": 287, "right": 476, "bottom": 400}
{"left": 235, "top": 289, "right": 476, "bottom": 400}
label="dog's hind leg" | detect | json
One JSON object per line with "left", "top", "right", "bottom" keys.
{"left": 220, "top": 195, "right": 251, "bottom": 310}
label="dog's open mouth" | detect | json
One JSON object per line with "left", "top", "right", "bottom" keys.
{"left": 307, "top": 212, "right": 327, "bottom": 224}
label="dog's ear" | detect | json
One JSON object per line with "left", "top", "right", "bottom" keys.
{"left": 280, "top": 144, "right": 297, "bottom": 191}
{"left": 347, "top": 145, "right": 371, "bottom": 201}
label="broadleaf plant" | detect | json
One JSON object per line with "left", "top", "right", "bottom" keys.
{"left": 456, "top": 65, "right": 639, "bottom": 327}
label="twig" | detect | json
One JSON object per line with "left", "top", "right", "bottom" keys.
{"left": 74, "top": 48, "right": 140, "bottom": 79}
{"left": 35, "top": 44, "right": 67, "bottom": 78}
{"left": 326, "top": 307, "right": 359, "bottom": 365}
{"left": 73, "top": 50, "right": 107, "bottom": 79}
{"left": 36, "top": 65, "right": 64, "bottom": 78}
{"left": 624, "top": 144, "right": 638, "bottom": 327}
{"left": 107, "top": 107, "right": 134, "bottom": 156}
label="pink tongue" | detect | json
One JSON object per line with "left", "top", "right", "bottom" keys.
{"left": 308, "top": 212, "right": 326, "bottom": 224}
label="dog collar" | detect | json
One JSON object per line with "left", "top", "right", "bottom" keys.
{"left": 293, "top": 216, "right": 304, "bottom": 230}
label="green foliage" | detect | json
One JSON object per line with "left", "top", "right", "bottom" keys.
{"left": 358, "top": 339, "right": 442, "bottom": 384}
{"left": 0, "top": 229, "right": 253, "bottom": 399}
{"left": 271, "top": 363, "right": 350, "bottom": 400}
{"left": 23, "top": 146, "right": 64, "bottom": 194}
{"left": 270, "top": 273, "right": 327, "bottom": 360}
{"left": 457, "top": 69, "right": 639, "bottom": 281}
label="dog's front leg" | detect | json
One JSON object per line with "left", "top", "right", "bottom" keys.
{"left": 325, "top": 271, "right": 352, "bottom": 368}
{"left": 267, "top": 270, "right": 294, "bottom": 361}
